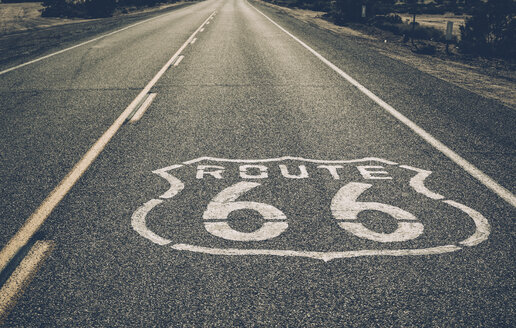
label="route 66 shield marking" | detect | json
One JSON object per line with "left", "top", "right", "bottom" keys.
{"left": 131, "top": 157, "right": 490, "bottom": 262}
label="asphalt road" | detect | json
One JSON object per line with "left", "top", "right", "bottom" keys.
{"left": 0, "top": 0, "right": 514, "bottom": 326}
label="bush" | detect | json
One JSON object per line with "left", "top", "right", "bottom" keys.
{"left": 459, "top": 0, "right": 516, "bottom": 59}
{"left": 293, "top": 0, "right": 331, "bottom": 12}
{"left": 332, "top": 0, "right": 397, "bottom": 25}
{"left": 41, "top": 0, "right": 74, "bottom": 18}
{"left": 333, "top": 0, "right": 366, "bottom": 24}
{"left": 84, "top": 0, "right": 117, "bottom": 18}
{"left": 373, "top": 17, "right": 447, "bottom": 42}
{"left": 373, "top": 14, "right": 402, "bottom": 25}
{"left": 41, "top": 0, "right": 174, "bottom": 18}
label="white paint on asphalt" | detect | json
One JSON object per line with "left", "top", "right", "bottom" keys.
{"left": 173, "top": 55, "right": 185, "bottom": 67}
{"left": 0, "top": 10, "right": 216, "bottom": 275}
{"left": 445, "top": 200, "right": 490, "bottom": 247}
{"left": 240, "top": 165, "right": 268, "bottom": 179}
{"left": 152, "top": 164, "right": 185, "bottom": 199}
{"left": 195, "top": 163, "right": 399, "bottom": 180}
{"left": 129, "top": 93, "right": 157, "bottom": 122}
{"left": 132, "top": 199, "right": 171, "bottom": 245}
{"left": 200, "top": 28, "right": 205, "bottom": 32}
{"left": 172, "top": 243, "right": 462, "bottom": 262}
{"left": 248, "top": 2, "right": 516, "bottom": 208}
{"left": 131, "top": 157, "right": 490, "bottom": 260}
{"left": 190, "top": 37, "right": 197, "bottom": 44}
{"left": 400, "top": 165, "right": 444, "bottom": 200}
{"left": 279, "top": 164, "right": 309, "bottom": 179}
{"left": 0, "top": 7, "right": 193, "bottom": 76}
{"left": 332, "top": 182, "right": 424, "bottom": 243}
{"left": 356, "top": 166, "right": 392, "bottom": 180}
{"left": 203, "top": 182, "right": 288, "bottom": 241}
{"left": 196, "top": 165, "right": 225, "bottom": 179}
{"left": 0, "top": 241, "right": 54, "bottom": 322}
{"left": 183, "top": 156, "right": 398, "bottom": 165}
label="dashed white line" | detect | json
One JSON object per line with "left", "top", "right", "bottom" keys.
{"left": 173, "top": 55, "right": 185, "bottom": 67}
{"left": 129, "top": 93, "right": 157, "bottom": 122}
{"left": 248, "top": 1, "right": 516, "bottom": 208}
{"left": 200, "top": 28, "right": 205, "bottom": 32}
{"left": 190, "top": 37, "right": 197, "bottom": 44}
{"left": 0, "top": 10, "right": 217, "bottom": 275}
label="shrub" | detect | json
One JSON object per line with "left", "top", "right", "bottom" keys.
{"left": 83, "top": 0, "right": 117, "bottom": 18}
{"left": 332, "top": 0, "right": 397, "bottom": 25}
{"left": 293, "top": 0, "right": 331, "bottom": 12}
{"left": 373, "top": 17, "right": 447, "bottom": 42}
{"left": 414, "top": 43, "right": 437, "bottom": 55}
{"left": 41, "top": 0, "right": 171, "bottom": 18}
{"left": 459, "top": 0, "right": 516, "bottom": 59}
{"left": 333, "top": 0, "right": 365, "bottom": 24}
{"left": 41, "top": 0, "right": 74, "bottom": 18}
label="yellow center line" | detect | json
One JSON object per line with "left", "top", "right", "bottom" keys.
{"left": 0, "top": 10, "right": 216, "bottom": 274}
{"left": 0, "top": 240, "right": 55, "bottom": 323}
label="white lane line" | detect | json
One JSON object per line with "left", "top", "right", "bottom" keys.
{"left": 200, "top": 27, "right": 205, "bottom": 32}
{"left": 249, "top": 2, "right": 516, "bottom": 208}
{"left": 0, "top": 11, "right": 216, "bottom": 275}
{"left": 129, "top": 93, "right": 157, "bottom": 122}
{"left": 0, "top": 241, "right": 54, "bottom": 323}
{"left": 173, "top": 55, "right": 185, "bottom": 67}
{"left": 0, "top": 7, "right": 189, "bottom": 76}
{"left": 190, "top": 37, "right": 197, "bottom": 44}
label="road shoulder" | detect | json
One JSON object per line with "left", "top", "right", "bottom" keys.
{"left": 252, "top": 0, "right": 516, "bottom": 109}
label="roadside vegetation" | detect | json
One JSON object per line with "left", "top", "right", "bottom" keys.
{"left": 263, "top": 0, "right": 515, "bottom": 60}
{"left": 35, "top": 0, "right": 190, "bottom": 19}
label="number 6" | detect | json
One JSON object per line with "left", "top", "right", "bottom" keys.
{"left": 203, "top": 182, "right": 288, "bottom": 241}
{"left": 331, "top": 183, "right": 423, "bottom": 242}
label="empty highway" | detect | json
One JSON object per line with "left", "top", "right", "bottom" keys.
{"left": 0, "top": 0, "right": 514, "bottom": 326}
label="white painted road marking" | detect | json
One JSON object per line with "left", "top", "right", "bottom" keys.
{"left": 0, "top": 241, "right": 54, "bottom": 322}
{"left": 203, "top": 182, "right": 288, "bottom": 241}
{"left": 190, "top": 38, "right": 197, "bottom": 44}
{"left": 173, "top": 55, "right": 185, "bottom": 67}
{"left": 194, "top": 163, "right": 397, "bottom": 180}
{"left": 0, "top": 11, "right": 216, "bottom": 275}
{"left": 332, "top": 182, "right": 424, "bottom": 243}
{"left": 131, "top": 157, "right": 490, "bottom": 261}
{"left": 248, "top": 1, "right": 516, "bottom": 208}
{"left": 0, "top": 7, "right": 191, "bottom": 76}
{"left": 172, "top": 243, "right": 462, "bottom": 262}
{"left": 129, "top": 93, "right": 157, "bottom": 123}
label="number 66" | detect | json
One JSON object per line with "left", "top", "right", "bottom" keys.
{"left": 203, "top": 182, "right": 423, "bottom": 242}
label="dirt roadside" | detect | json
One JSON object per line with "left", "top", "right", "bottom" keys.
{"left": 0, "top": 1, "right": 199, "bottom": 67}
{"left": 255, "top": 0, "right": 516, "bottom": 109}
{"left": 0, "top": 1, "right": 189, "bottom": 35}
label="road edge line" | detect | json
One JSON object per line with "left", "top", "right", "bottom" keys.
{"left": 248, "top": 0, "right": 516, "bottom": 208}
{"left": 0, "top": 2, "right": 198, "bottom": 76}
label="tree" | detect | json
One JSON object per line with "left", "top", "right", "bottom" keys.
{"left": 459, "top": 0, "right": 516, "bottom": 58}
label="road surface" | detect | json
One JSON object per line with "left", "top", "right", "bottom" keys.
{"left": 0, "top": 0, "right": 514, "bottom": 326}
